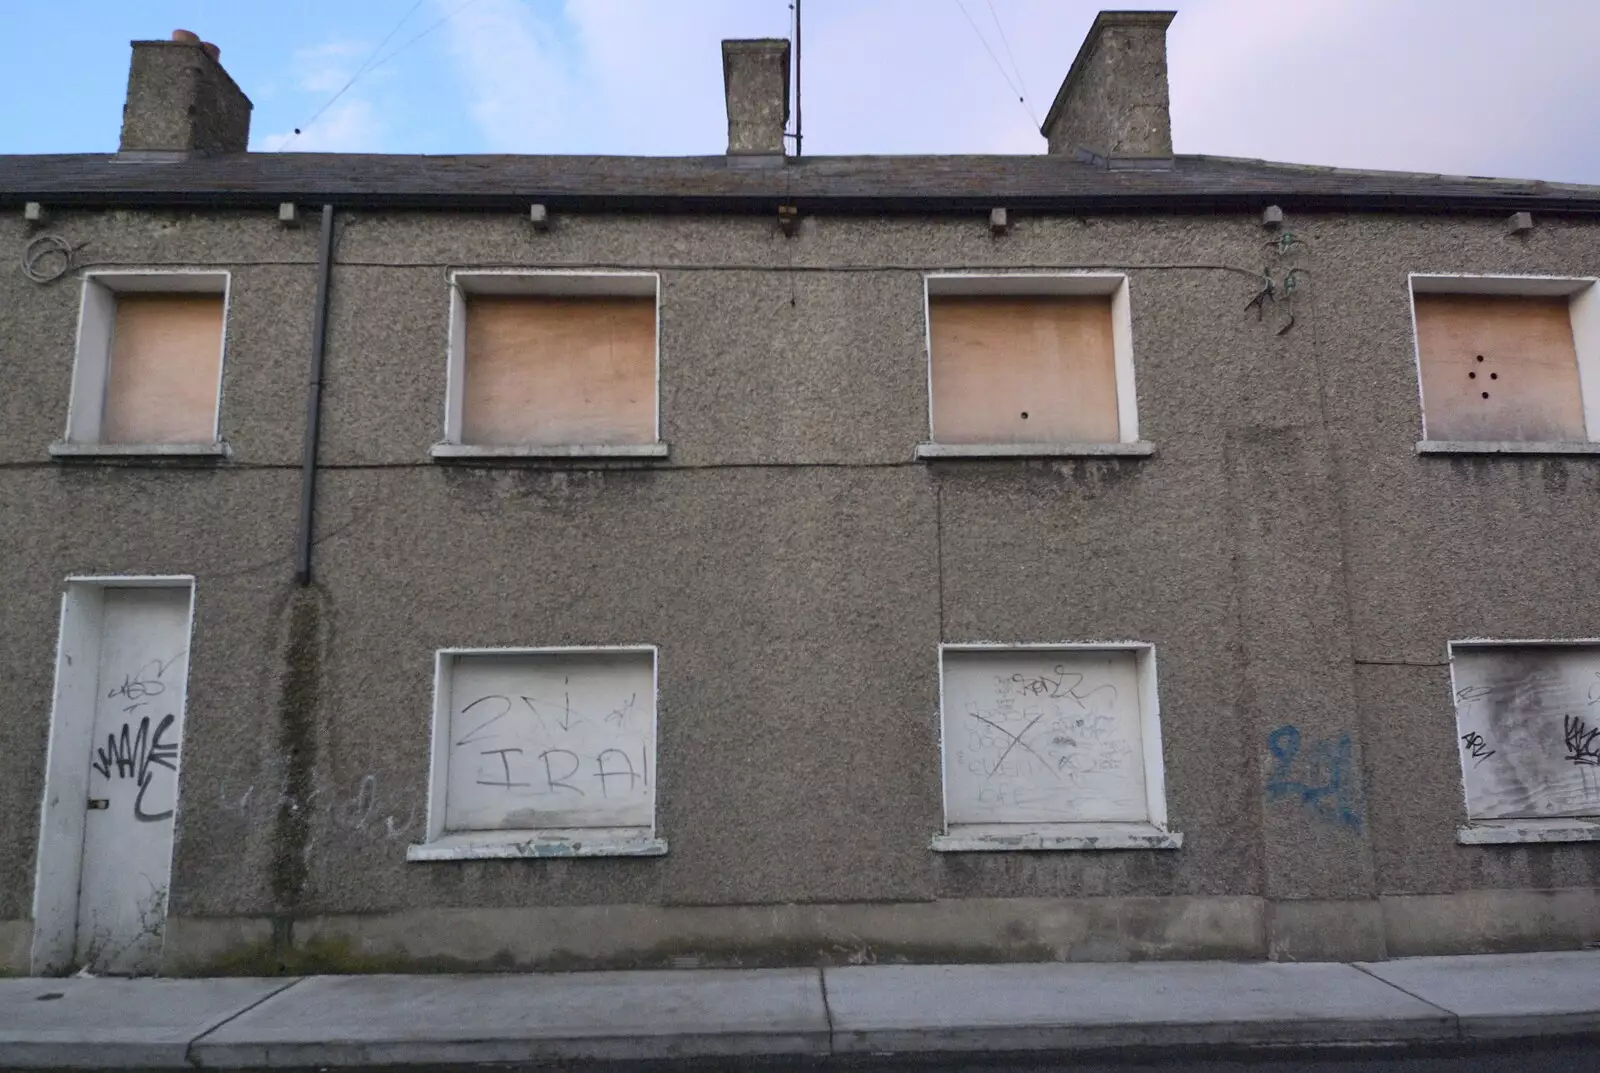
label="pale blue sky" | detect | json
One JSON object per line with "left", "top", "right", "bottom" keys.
{"left": 2, "top": 0, "right": 1597, "bottom": 184}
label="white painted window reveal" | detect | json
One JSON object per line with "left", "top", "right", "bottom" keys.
{"left": 52, "top": 271, "right": 231, "bottom": 457}
{"left": 410, "top": 647, "right": 665, "bottom": 860}
{"left": 432, "top": 270, "right": 666, "bottom": 460}
{"left": 1410, "top": 274, "right": 1600, "bottom": 451}
{"left": 915, "top": 273, "right": 1150, "bottom": 460}
{"left": 1452, "top": 642, "right": 1600, "bottom": 845}
{"left": 934, "top": 645, "right": 1180, "bottom": 851}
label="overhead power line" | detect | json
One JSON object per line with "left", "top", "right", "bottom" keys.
{"left": 954, "top": 0, "right": 1039, "bottom": 129}
{"left": 364, "top": 0, "right": 487, "bottom": 77}
{"left": 985, "top": 0, "right": 1033, "bottom": 115}
{"left": 275, "top": 0, "right": 486, "bottom": 151}
{"left": 274, "top": 0, "right": 426, "bottom": 151}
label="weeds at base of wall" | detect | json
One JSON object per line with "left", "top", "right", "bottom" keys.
{"left": 180, "top": 931, "right": 1077, "bottom": 977}
{"left": 191, "top": 934, "right": 469, "bottom": 978}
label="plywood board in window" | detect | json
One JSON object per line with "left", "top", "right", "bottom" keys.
{"left": 929, "top": 296, "right": 1119, "bottom": 443}
{"left": 101, "top": 294, "right": 223, "bottom": 444}
{"left": 462, "top": 296, "right": 655, "bottom": 446}
{"left": 1415, "top": 294, "right": 1584, "bottom": 441}
{"left": 942, "top": 649, "right": 1147, "bottom": 825}
{"left": 1452, "top": 645, "right": 1600, "bottom": 819}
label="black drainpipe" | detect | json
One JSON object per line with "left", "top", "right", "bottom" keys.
{"left": 295, "top": 204, "right": 335, "bottom": 586}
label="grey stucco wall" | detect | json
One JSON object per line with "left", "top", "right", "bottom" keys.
{"left": 1308, "top": 216, "right": 1600, "bottom": 900}
{"left": 1, "top": 206, "right": 1596, "bottom": 967}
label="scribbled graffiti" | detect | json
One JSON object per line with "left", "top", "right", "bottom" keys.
{"left": 1564, "top": 715, "right": 1600, "bottom": 767}
{"left": 1460, "top": 731, "right": 1496, "bottom": 767}
{"left": 444, "top": 655, "right": 657, "bottom": 834}
{"left": 1265, "top": 725, "right": 1362, "bottom": 832}
{"left": 943, "top": 651, "right": 1146, "bottom": 824}
{"left": 91, "top": 713, "right": 178, "bottom": 822}
{"left": 1453, "top": 650, "right": 1600, "bottom": 818}
{"left": 217, "top": 773, "right": 418, "bottom": 844}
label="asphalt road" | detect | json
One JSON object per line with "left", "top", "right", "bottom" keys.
{"left": 818, "top": 1038, "right": 1600, "bottom": 1071}
{"left": 220, "top": 1036, "right": 1600, "bottom": 1072}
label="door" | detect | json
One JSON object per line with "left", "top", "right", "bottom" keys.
{"left": 74, "top": 586, "right": 191, "bottom": 974}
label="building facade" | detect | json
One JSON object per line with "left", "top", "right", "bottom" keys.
{"left": 3, "top": 13, "right": 1599, "bottom": 976}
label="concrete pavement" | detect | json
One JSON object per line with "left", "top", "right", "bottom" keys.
{"left": 0, "top": 950, "right": 1595, "bottom": 1068}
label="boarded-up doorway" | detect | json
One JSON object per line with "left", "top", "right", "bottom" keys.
{"left": 31, "top": 579, "right": 194, "bottom": 976}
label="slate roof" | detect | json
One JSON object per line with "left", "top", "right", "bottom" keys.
{"left": 2, "top": 151, "right": 1598, "bottom": 214}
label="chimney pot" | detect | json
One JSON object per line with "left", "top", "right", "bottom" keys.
{"left": 1042, "top": 11, "right": 1176, "bottom": 159}
{"left": 722, "top": 39, "right": 790, "bottom": 157}
{"left": 119, "top": 35, "right": 252, "bottom": 156}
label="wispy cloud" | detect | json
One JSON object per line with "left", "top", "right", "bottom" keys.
{"left": 256, "top": 0, "right": 1599, "bottom": 183}
{"left": 253, "top": 39, "right": 389, "bottom": 152}
{"left": 435, "top": 0, "right": 582, "bottom": 153}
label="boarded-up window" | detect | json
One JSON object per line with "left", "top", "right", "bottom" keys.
{"left": 1452, "top": 645, "right": 1600, "bottom": 820}
{"left": 440, "top": 650, "right": 656, "bottom": 835}
{"left": 929, "top": 296, "right": 1120, "bottom": 443}
{"left": 1415, "top": 294, "right": 1585, "bottom": 442}
{"left": 461, "top": 296, "right": 655, "bottom": 446}
{"left": 941, "top": 648, "right": 1154, "bottom": 827}
{"left": 102, "top": 294, "right": 224, "bottom": 444}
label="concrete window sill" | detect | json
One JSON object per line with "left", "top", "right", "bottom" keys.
{"left": 914, "top": 441, "right": 1156, "bottom": 460}
{"left": 406, "top": 832, "right": 668, "bottom": 861}
{"left": 1417, "top": 441, "right": 1600, "bottom": 456}
{"left": 930, "top": 823, "right": 1183, "bottom": 853}
{"left": 49, "top": 441, "right": 231, "bottom": 460}
{"left": 429, "top": 443, "right": 669, "bottom": 461}
{"left": 1456, "top": 818, "right": 1600, "bottom": 845}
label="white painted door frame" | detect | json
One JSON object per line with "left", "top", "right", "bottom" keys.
{"left": 30, "top": 576, "right": 195, "bottom": 976}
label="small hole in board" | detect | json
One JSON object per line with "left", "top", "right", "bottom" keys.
{"left": 1469, "top": 372, "right": 1476, "bottom": 379}
{"left": 1476, "top": 355, "right": 1485, "bottom": 363}
{"left": 1020, "top": 412, "right": 1029, "bottom": 420}
{"left": 1490, "top": 372, "right": 1498, "bottom": 380}
{"left": 1482, "top": 392, "right": 1490, "bottom": 399}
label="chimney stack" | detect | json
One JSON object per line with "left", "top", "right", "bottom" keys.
{"left": 1041, "top": 11, "right": 1175, "bottom": 160}
{"left": 721, "top": 39, "right": 790, "bottom": 158}
{"left": 119, "top": 30, "right": 252, "bottom": 157}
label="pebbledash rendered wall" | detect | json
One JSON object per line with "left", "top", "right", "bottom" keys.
{"left": 2, "top": 204, "right": 1598, "bottom": 975}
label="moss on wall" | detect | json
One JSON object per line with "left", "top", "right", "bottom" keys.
{"left": 269, "top": 584, "right": 328, "bottom": 965}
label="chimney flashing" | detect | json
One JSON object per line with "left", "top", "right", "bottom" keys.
{"left": 722, "top": 38, "right": 790, "bottom": 157}
{"left": 1042, "top": 10, "right": 1176, "bottom": 159}
{"left": 1106, "top": 155, "right": 1175, "bottom": 171}
{"left": 725, "top": 152, "right": 786, "bottom": 170}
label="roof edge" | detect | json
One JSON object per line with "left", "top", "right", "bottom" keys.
{"left": 5, "top": 188, "right": 1599, "bottom": 217}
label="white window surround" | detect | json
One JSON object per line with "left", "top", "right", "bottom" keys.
{"left": 1449, "top": 637, "right": 1600, "bottom": 846}
{"left": 409, "top": 645, "right": 666, "bottom": 861}
{"left": 1409, "top": 273, "right": 1600, "bottom": 453}
{"left": 432, "top": 270, "right": 667, "bottom": 461}
{"left": 931, "top": 642, "right": 1181, "bottom": 852}
{"left": 52, "top": 271, "right": 231, "bottom": 458}
{"left": 916, "top": 273, "right": 1151, "bottom": 460}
